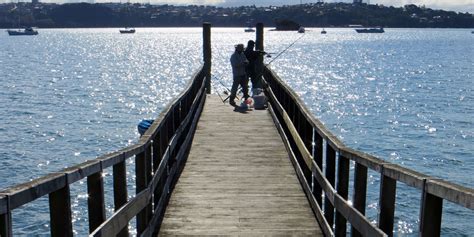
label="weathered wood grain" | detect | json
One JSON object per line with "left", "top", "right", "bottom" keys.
{"left": 158, "top": 95, "right": 322, "bottom": 235}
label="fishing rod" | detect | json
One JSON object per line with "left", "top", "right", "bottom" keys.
{"left": 264, "top": 33, "right": 305, "bottom": 67}
{"left": 212, "top": 74, "right": 240, "bottom": 102}
{"left": 222, "top": 33, "right": 306, "bottom": 103}
{"left": 210, "top": 78, "right": 226, "bottom": 104}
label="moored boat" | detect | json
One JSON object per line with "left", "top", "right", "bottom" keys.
{"left": 244, "top": 27, "right": 255, "bottom": 32}
{"left": 119, "top": 27, "right": 136, "bottom": 34}
{"left": 355, "top": 27, "right": 384, "bottom": 33}
{"left": 298, "top": 26, "right": 305, "bottom": 33}
{"left": 7, "top": 27, "right": 38, "bottom": 36}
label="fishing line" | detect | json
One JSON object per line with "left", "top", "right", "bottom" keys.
{"left": 264, "top": 33, "right": 306, "bottom": 67}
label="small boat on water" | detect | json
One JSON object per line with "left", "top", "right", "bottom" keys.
{"left": 298, "top": 26, "right": 305, "bottom": 33}
{"left": 244, "top": 27, "right": 255, "bottom": 32}
{"left": 321, "top": 28, "right": 327, "bottom": 34}
{"left": 355, "top": 27, "right": 384, "bottom": 33}
{"left": 7, "top": 27, "right": 38, "bottom": 36}
{"left": 119, "top": 27, "right": 135, "bottom": 34}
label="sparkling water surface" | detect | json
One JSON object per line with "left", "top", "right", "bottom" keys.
{"left": 0, "top": 28, "right": 472, "bottom": 235}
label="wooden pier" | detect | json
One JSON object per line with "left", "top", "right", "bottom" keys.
{"left": 159, "top": 95, "right": 322, "bottom": 235}
{"left": 1, "top": 23, "right": 473, "bottom": 237}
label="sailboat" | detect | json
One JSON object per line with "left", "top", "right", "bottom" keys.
{"left": 321, "top": 28, "right": 327, "bottom": 34}
{"left": 6, "top": 6, "right": 38, "bottom": 36}
{"left": 120, "top": 3, "right": 135, "bottom": 34}
{"left": 244, "top": 21, "right": 255, "bottom": 32}
{"left": 7, "top": 27, "right": 38, "bottom": 36}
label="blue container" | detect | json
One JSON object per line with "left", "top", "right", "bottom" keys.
{"left": 137, "top": 119, "right": 155, "bottom": 135}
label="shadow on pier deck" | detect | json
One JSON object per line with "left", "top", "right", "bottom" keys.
{"left": 159, "top": 95, "right": 322, "bottom": 235}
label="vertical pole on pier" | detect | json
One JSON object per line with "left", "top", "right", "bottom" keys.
{"left": 378, "top": 169, "right": 396, "bottom": 236}
{"left": 419, "top": 180, "right": 443, "bottom": 237}
{"left": 136, "top": 147, "right": 149, "bottom": 235}
{"left": 49, "top": 185, "right": 73, "bottom": 237}
{"left": 0, "top": 195, "right": 12, "bottom": 237}
{"left": 87, "top": 172, "right": 106, "bottom": 234}
{"left": 351, "top": 163, "right": 368, "bottom": 237}
{"left": 313, "top": 132, "right": 323, "bottom": 206}
{"left": 113, "top": 161, "right": 129, "bottom": 237}
{"left": 203, "top": 22, "right": 211, "bottom": 94}
{"left": 256, "top": 23, "right": 264, "bottom": 88}
{"left": 256, "top": 23, "right": 264, "bottom": 52}
{"left": 324, "top": 143, "right": 336, "bottom": 229}
{"left": 335, "top": 155, "right": 349, "bottom": 236}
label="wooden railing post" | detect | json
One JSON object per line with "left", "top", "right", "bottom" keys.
{"left": 153, "top": 137, "right": 162, "bottom": 209}
{"left": 324, "top": 142, "right": 336, "bottom": 228}
{"left": 87, "top": 172, "right": 106, "bottom": 233}
{"left": 419, "top": 180, "right": 443, "bottom": 237}
{"left": 378, "top": 169, "right": 397, "bottom": 236}
{"left": 49, "top": 184, "right": 73, "bottom": 237}
{"left": 351, "top": 163, "right": 368, "bottom": 237}
{"left": 145, "top": 144, "right": 153, "bottom": 222}
{"left": 313, "top": 132, "right": 323, "bottom": 206}
{"left": 0, "top": 196, "right": 12, "bottom": 237}
{"left": 203, "top": 22, "right": 211, "bottom": 94}
{"left": 0, "top": 212, "right": 12, "bottom": 237}
{"left": 136, "top": 149, "right": 149, "bottom": 235}
{"left": 113, "top": 161, "right": 129, "bottom": 237}
{"left": 335, "top": 155, "right": 350, "bottom": 236}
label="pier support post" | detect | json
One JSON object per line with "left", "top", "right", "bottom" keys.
{"left": 87, "top": 172, "right": 106, "bottom": 233}
{"left": 256, "top": 23, "right": 264, "bottom": 88}
{"left": 419, "top": 180, "right": 443, "bottom": 237}
{"left": 49, "top": 185, "right": 73, "bottom": 237}
{"left": 378, "top": 170, "right": 396, "bottom": 236}
{"left": 324, "top": 143, "right": 336, "bottom": 228}
{"left": 351, "top": 163, "right": 368, "bottom": 237}
{"left": 313, "top": 132, "right": 323, "bottom": 206}
{"left": 113, "top": 161, "right": 129, "bottom": 237}
{"left": 0, "top": 213, "right": 12, "bottom": 237}
{"left": 203, "top": 22, "right": 211, "bottom": 94}
{"left": 335, "top": 155, "right": 349, "bottom": 236}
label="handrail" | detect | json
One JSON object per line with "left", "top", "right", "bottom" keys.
{"left": 262, "top": 66, "right": 474, "bottom": 237}
{"left": 0, "top": 65, "right": 208, "bottom": 237}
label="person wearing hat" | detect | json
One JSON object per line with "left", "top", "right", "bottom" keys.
{"left": 229, "top": 43, "right": 249, "bottom": 106}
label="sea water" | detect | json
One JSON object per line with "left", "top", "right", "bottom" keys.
{"left": 0, "top": 28, "right": 472, "bottom": 235}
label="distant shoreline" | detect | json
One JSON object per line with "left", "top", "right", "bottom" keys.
{"left": 1, "top": 2, "right": 473, "bottom": 29}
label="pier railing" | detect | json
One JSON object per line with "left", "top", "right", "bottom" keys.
{"left": 262, "top": 66, "right": 474, "bottom": 237}
{"left": 0, "top": 65, "right": 208, "bottom": 237}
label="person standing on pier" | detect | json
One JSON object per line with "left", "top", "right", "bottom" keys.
{"left": 229, "top": 43, "right": 249, "bottom": 106}
{"left": 244, "top": 40, "right": 264, "bottom": 90}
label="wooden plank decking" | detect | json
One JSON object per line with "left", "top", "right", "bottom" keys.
{"left": 159, "top": 95, "right": 322, "bottom": 235}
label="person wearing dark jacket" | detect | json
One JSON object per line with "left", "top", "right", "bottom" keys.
{"left": 244, "top": 40, "right": 267, "bottom": 89}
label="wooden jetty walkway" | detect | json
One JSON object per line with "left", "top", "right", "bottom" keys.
{"left": 159, "top": 95, "right": 322, "bottom": 235}
{"left": 0, "top": 23, "right": 473, "bottom": 237}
